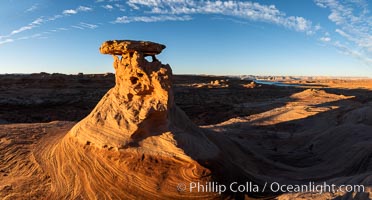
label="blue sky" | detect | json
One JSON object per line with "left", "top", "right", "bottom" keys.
{"left": 0, "top": 0, "right": 371, "bottom": 77}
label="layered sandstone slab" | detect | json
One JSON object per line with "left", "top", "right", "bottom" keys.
{"left": 99, "top": 40, "right": 166, "bottom": 55}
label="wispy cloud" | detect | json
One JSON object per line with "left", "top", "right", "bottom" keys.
{"left": 63, "top": 6, "right": 93, "bottom": 15}
{"left": 80, "top": 22, "right": 99, "bottom": 29}
{"left": 10, "top": 18, "right": 43, "bottom": 35}
{"left": 1, "top": 5, "right": 95, "bottom": 46}
{"left": 48, "top": 15, "right": 63, "bottom": 21}
{"left": 0, "top": 39, "right": 14, "bottom": 45}
{"left": 126, "top": 0, "right": 315, "bottom": 33}
{"left": 57, "top": 27, "right": 69, "bottom": 31}
{"left": 315, "top": 0, "right": 372, "bottom": 66}
{"left": 18, "top": 33, "right": 43, "bottom": 40}
{"left": 127, "top": 2, "right": 140, "bottom": 10}
{"left": 320, "top": 37, "right": 331, "bottom": 42}
{"left": 114, "top": 15, "right": 192, "bottom": 23}
{"left": 63, "top": 9, "right": 78, "bottom": 15}
{"left": 0, "top": 35, "right": 46, "bottom": 46}
{"left": 26, "top": 4, "right": 38, "bottom": 12}
{"left": 102, "top": 4, "right": 114, "bottom": 10}
{"left": 78, "top": 6, "right": 93, "bottom": 12}
{"left": 71, "top": 22, "right": 99, "bottom": 30}
{"left": 333, "top": 40, "right": 372, "bottom": 65}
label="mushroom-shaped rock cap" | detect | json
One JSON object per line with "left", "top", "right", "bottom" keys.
{"left": 99, "top": 40, "right": 166, "bottom": 55}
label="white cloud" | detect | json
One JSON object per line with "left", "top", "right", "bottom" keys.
{"left": 333, "top": 40, "right": 372, "bottom": 66}
{"left": 26, "top": 4, "right": 38, "bottom": 12}
{"left": 114, "top": 15, "right": 192, "bottom": 23}
{"left": 314, "top": 24, "right": 322, "bottom": 31}
{"left": 125, "top": 0, "right": 315, "bottom": 33}
{"left": 320, "top": 37, "right": 331, "bottom": 42}
{"left": 17, "top": 33, "right": 43, "bottom": 40}
{"left": 0, "top": 39, "right": 14, "bottom": 45}
{"left": 80, "top": 22, "right": 99, "bottom": 29}
{"left": 1, "top": 4, "right": 95, "bottom": 46}
{"left": 335, "top": 29, "right": 351, "bottom": 39}
{"left": 10, "top": 18, "right": 44, "bottom": 35}
{"left": 78, "top": 6, "right": 93, "bottom": 12}
{"left": 63, "top": 9, "right": 78, "bottom": 15}
{"left": 285, "top": 16, "right": 311, "bottom": 32}
{"left": 32, "top": 18, "right": 44, "bottom": 25}
{"left": 48, "top": 15, "right": 63, "bottom": 21}
{"left": 315, "top": 2, "right": 327, "bottom": 8}
{"left": 72, "top": 22, "right": 99, "bottom": 30}
{"left": 63, "top": 6, "right": 92, "bottom": 15}
{"left": 58, "top": 28, "right": 68, "bottom": 31}
{"left": 11, "top": 26, "right": 33, "bottom": 35}
{"left": 102, "top": 5, "right": 114, "bottom": 10}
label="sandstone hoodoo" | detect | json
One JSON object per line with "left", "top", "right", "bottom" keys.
{"left": 68, "top": 40, "right": 218, "bottom": 156}
{"left": 69, "top": 40, "right": 170, "bottom": 149}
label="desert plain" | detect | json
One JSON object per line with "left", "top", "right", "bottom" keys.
{"left": 1, "top": 41, "right": 372, "bottom": 200}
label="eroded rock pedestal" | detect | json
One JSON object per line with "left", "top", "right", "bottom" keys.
{"left": 68, "top": 40, "right": 217, "bottom": 158}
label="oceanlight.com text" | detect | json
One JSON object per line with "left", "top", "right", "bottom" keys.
{"left": 176, "top": 181, "right": 365, "bottom": 194}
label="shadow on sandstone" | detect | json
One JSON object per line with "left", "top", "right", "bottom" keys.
{"left": 207, "top": 87, "right": 372, "bottom": 199}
